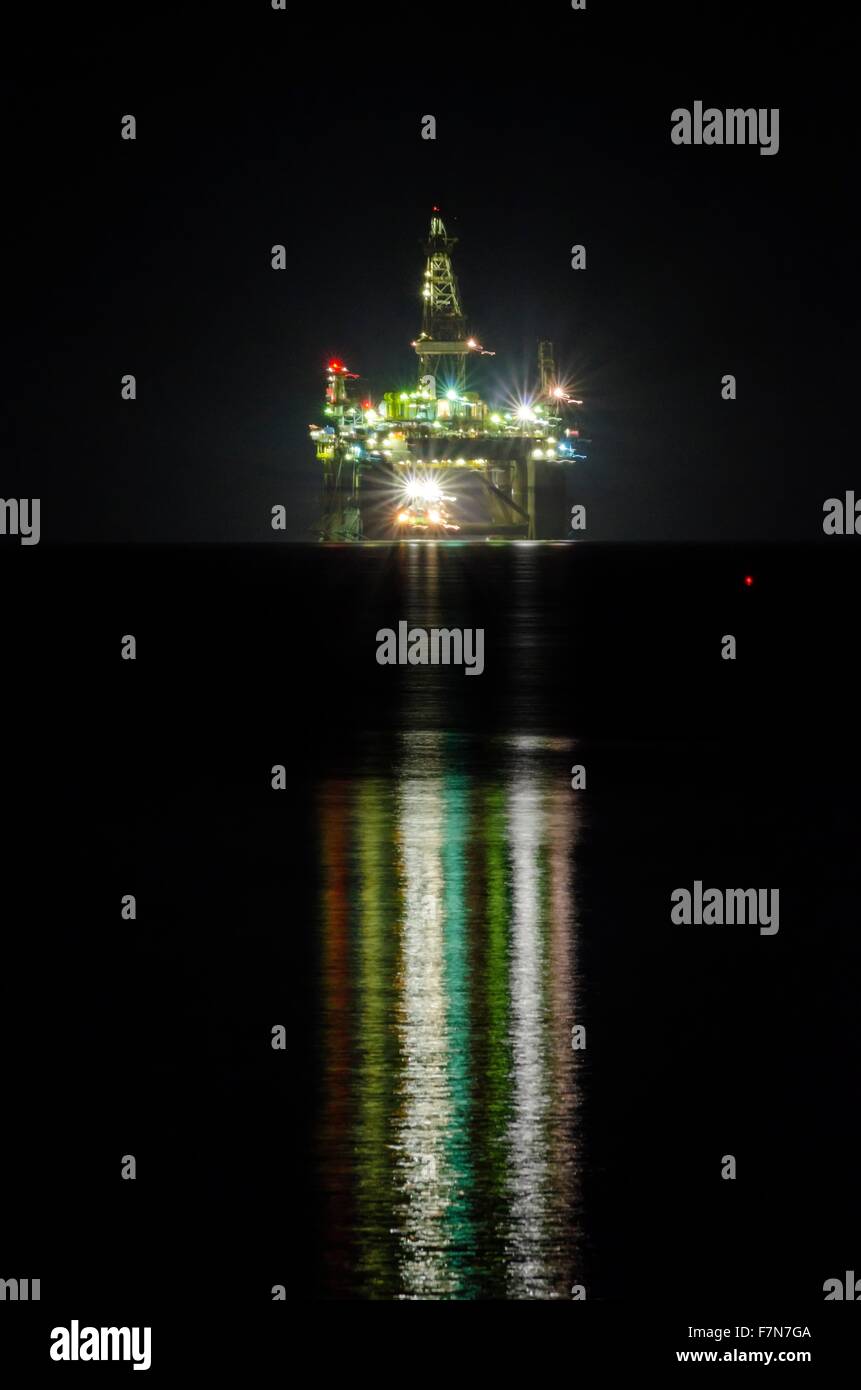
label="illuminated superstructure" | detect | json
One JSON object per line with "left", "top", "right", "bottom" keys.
{"left": 310, "top": 210, "right": 587, "bottom": 540}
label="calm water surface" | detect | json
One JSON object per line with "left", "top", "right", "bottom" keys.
{"left": 15, "top": 542, "right": 859, "bottom": 1308}
{"left": 316, "top": 733, "right": 584, "bottom": 1298}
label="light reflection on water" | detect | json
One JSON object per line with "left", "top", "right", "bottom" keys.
{"left": 317, "top": 731, "right": 584, "bottom": 1299}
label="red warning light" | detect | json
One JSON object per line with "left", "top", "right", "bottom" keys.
{"left": 744, "top": 574, "right": 754, "bottom": 587}
{"left": 328, "top": 360, "right": 343, "bottom": 372}
{"left": 432, "top": 205, "right": 440, "bottom": 212}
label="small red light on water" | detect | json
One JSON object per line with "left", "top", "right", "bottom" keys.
{"left": 744, "top": 575, "right": 754, "bottom": 587}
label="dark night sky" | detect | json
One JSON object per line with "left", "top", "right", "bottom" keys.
{"left": 6, "top": 13, "right": 855, "bottom": 542}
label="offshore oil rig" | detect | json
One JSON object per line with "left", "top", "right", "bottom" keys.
{"left": 311, "top": 209, "right": 588, "bottom": 540}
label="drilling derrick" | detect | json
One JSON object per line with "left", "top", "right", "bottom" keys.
{"left": 414, "top": 208, "right": 476, "bottom": 394}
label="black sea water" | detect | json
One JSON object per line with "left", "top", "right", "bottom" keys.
{"left": 4, "top": 541, "right": 859, "bottom": 1309}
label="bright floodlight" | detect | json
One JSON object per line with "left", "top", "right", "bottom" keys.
{"left": 515, "top": 404, "right": 534, "bottom": 422}
{"left": 403, "top": 477, "right": 443, "bottom": 504}
{"left": 446, "top": 389, "right": 458, "bottom": 401}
